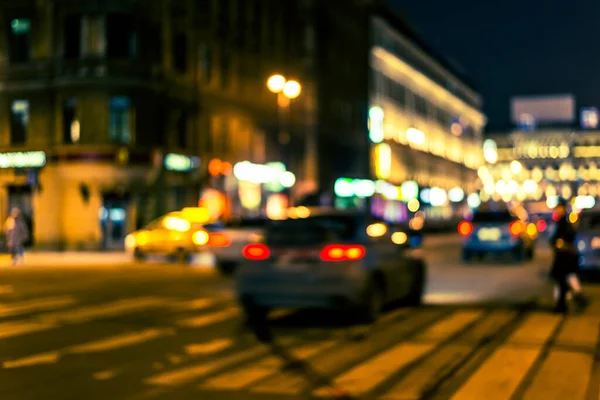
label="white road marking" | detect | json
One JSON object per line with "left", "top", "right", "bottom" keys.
{"left": 93, "top": 369, "right": 119, "bottom": 380}
{"left": 201, "top": 341, "right": 336, "bottom": 390}
{"left": 0, "top": 321, "right": 57, "bottom": 339}
{"left": 3, "top": 352, "right": 60, "bottom": 369}
{"left": 171, "top": 298, "right": 219, "bottom": 311}
{"left": 177, "top": 307, "right": 240, "bottom": 328}
{"left": 0, "top": 296, "right": 77, "bottom": 318}
{"left": 184, "top": 339, "right": 233, "bottom": 355}
{"left": 37, "top": 297, "right": 170, "bottom": 324}
{"left": 0, "top": 285, "right": 13, "bottom": 294}
{"left": 67, "top": 328, "right": 175, "bottom": 354}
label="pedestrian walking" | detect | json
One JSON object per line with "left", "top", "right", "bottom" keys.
{"left": 549, "top": 198, "right": 589, "bottom": 313}
{"left": 3, "top": 207, "right": 29, "bottom": 266}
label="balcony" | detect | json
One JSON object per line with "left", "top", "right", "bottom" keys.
{"left": 54, "top": 59, "right": 165, "bottom": 84}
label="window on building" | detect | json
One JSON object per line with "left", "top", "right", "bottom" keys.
{"left": 9, "top": 18, "right": 31, "bottom": 63}
{"left": 109, "top": 96, "right": 132, "bottom": 144}
{"left": 140, "top": 21, "right": 162, "bottom": 64}
{"left": 218, "top": 0, "right": 230, "bottom": 37}
{"left": 10, "top": 100, "right": 29, "bottom": 145}
{"left": 251, "top": 0, "right": 262, "bottom": 52}
{"left": 63, "top": 15, "right": 82, "bottom": 59}
{"left": 172, "top": 33, "right": 187, "bottom": 73}
{"left": 391, "top": 81, "right": 406, "bottom": 106}
{"left": 199, "top": 44, "right": 212, "bottom": 82}
{"left": 106, "top": 13, "right": 136, "bottom": 59}
{"left": 63, "top": 97, "right": 79, "bottom": 144}
{"left": 176, "top": 111, "right": 187, "bottom": 148}
{"left": 415, "top": 95, "right": 427, "bottom": 116}
{"left": 220, "top": 52, "right": 230, "bottom": 88}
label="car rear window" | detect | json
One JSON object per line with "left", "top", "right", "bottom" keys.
{"left": 472, "top": 211, "right": 516, "bottom": 224}
{"left": 266, "top": 215, "right": 359, "bottom": 246}
{"left": 579, "top": 214, "right": 600, "bottom": 230}
{"left": 225, "top": 218, "right": 267, "bottom": 229}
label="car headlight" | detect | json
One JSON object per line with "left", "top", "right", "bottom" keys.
{"left": 192, "top": 230, "right": 209, "bottom": 245}
{"left": 125, "top": 234, "right": 136, "bottom": 249}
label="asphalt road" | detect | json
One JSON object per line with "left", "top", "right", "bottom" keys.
{"left": 1, "top": 235, "right": 599, "bottom": 400}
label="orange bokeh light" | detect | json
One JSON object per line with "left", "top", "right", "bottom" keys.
{"left": 222, "top": 162, "right": 232, "bottom": 175}
{"left": 208, "top": 158, "right": 223, "bottom": 176}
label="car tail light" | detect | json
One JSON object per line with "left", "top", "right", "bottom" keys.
{"left": 458, "top": 221, "right": 473, "bottom": 236}
{"left": 320, "top": 244, "right": 366, "bottom": 262}
{"left": 208, "top": 233, "right": 231, "bottom": 247}
{"left": 509, "top": 221, "right": 523, "bottom": 236}
{"left": 536, "top": 219, "right": 547, "bottom": 233}
{"left": 243, "top": 244, "right": 270, "bottom": 260}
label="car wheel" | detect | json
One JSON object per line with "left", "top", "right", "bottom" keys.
{"left": 462, "top": 249, "right": 472, "bottom": 263}
{"left": 358, "top": 278, "right": 385, "bottom": 324}
{"left": 170, "top": 248, "right": 191, "bottom": 264}
{"left": 405, "top": 261, "right": 426, "bottom": 306}
{"left": 218, "top": 261, "right": 238, "bottom": 276}
{"left": 526, "top": 246, "right": 535, "bottom": 260}
{"left": 513, "top": 245, "right": 525, "bottom": 263}
{"left": 133, "top": 248, "right": 146, "bottom": 262}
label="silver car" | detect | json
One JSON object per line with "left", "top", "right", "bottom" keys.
{"left": 236, "top": 208, "right": 426, "bottom": 323}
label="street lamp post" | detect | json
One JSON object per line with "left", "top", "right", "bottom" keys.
{"left": 267, "top": 73, "right": 301, "bottom": 149}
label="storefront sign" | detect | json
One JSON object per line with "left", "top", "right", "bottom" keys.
{"left": 233, "top": 161, "right": 296, "bottom": 191}
{"left": 164, "top": 153, "right": 200, "bottom": 172}
{"left": 0, "top": 151, "right": 46, "bottom": 168}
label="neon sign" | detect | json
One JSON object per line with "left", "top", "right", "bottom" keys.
{"left": 0, "top": 151, "right": 46, "bottom": 168}
{"left": 164, "top": 153, "right": 200, "bottom": 172}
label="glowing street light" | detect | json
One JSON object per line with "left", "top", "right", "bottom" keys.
{"left": 283, "top": 80, "right": 302, "bottom": 99}
{"left": 267, "top": 74, "right": 286, "bottom": 93}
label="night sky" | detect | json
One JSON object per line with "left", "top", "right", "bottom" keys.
{"left": 390, "top": 0, "right": 600, "bottom": 132}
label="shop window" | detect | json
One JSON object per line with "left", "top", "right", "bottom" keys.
{"left": 9, "top": 18, "right": 31, "bottom": 63}
{"left": 106, "top": 13, "right": 136, "bottom": 59}
{"left": 63, "top": 14, "right": 82, "bottom": 59}
{"left": 109, "top": 96, "right": 132, "bottom": 144}
{"left": 176, "top": 111, "right": 187, "bottom": 148}
{"left": 10, "top": 100, "right": 29, "bottom": 145}
{"left": 63, "top": 97, "right": 79, "bottom": 144}
{"left": 172, "top": 33, "right": 187, "bottom": 73}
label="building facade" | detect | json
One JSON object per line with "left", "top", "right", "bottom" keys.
{"left": 366, "top": 4, "right": 486, "bottom": 223}
{"left": 0, "top": 0, "right": 315, "bottom": 250}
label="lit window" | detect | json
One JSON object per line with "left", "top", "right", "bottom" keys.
{"left": 10, "top": 100, "right": 29, "bottom": 145}
{"left": 109, "top": 96, "right": 132, "bottom": 144}
{"left": 63, "top": 97, "right": 79, "bottom": 144}
{"left": 9, "top": 18, "right": 31, "bottom": 63}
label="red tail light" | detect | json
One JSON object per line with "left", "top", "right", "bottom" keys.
{"left": 243, "top": 244, "right": 270, "bottom": 260}
{"left": 536, "top": 219, "right": 547, "bottom": 233}
{"left": 458, "top": 221, "right": 473, "bottom": 236}
{"left": 208, "top": 233, "right": 231, "bottom": 247}
{"left": 320, "top": 244, "right": 366, "bottom": 262}
{"left": 509, "top": 221, "right": 523, "bottom": 236}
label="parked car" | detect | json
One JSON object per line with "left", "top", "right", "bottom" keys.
{"left": 575, "top": 210, "right": 600, "bottom": 271}
{"left": 236, "top": 208, "right": 427, "bottom": 324}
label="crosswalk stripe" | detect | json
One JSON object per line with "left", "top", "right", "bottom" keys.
{"left": 506, "top": 313, "right": 562, "bottom": 346}
{"left": 0, "top": 296, "right": 77, "bottom": 318}
{"left": 177, "top": 307, "right": 240, "bottom": 328}
{"left": 554, "top": 316, "right": 600, "bottom": 351}
{"left": 310, "top": 310, "right": 481, "bottom": 397}
{"left": 251, "top": 309, "right": 445, "bottom": 395}
{"left": 450, "top": 346, "right": 541, "bottom": 400}
{"left": 184, "top": 339, "right": 233, "bottom": 356}
{"left": 37, "top": 297, "right": 170, "bottom": 324}
{"left": 200, "top": 341, "right": 335, "bottom": 390}
{"left": 3, "top": 352, "right": 60, "bottom": 369}
{"left": 522, "top": 350, "right": 593, "bottom": 400}
{"left": 67, "top": 328, "right": 175, "bottom": 354}
{"left": 0, "top": 320, "right": 56, "bottom": 339}
{"left": 415, "top": 310, "right": 483, "bottom": 341}
{"left": 171, "top": 298, "right": 220, "bottom": 311}
{"left": 145, "top": 343, "right": 278, "bottom": 387}
{"left": 383, "top": 310, "right": 517, "bottom": 400}
{"left": 313, "top": 342, "right": 435, "bottom": 397}
{"left": 0, "top": 285, "right": 13, "bottom": 294}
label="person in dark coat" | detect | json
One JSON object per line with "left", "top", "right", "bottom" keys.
{"left": 550, "top": 198, "right": 589, "bottom": 313}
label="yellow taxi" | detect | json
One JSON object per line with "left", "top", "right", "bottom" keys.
{"left": 125, "top": 207, "right": 230, "bottom": 263}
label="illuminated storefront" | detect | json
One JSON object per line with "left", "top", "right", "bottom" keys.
{"left": 0, "top": 149, "right": 202, "bottom": 250}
